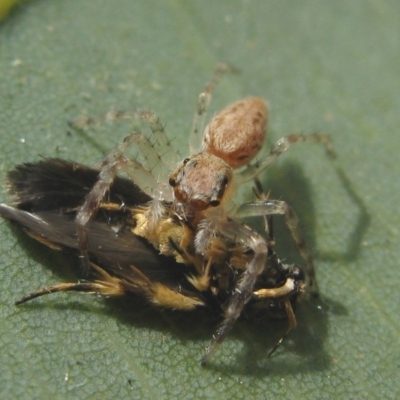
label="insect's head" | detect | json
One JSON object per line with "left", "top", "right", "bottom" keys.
{"left": 169, "top": 153, "right": 235, "bottom": 213}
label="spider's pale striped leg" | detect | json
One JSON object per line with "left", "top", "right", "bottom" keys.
{"left": 70, "top": 109, "right": 180, "bottom": 181}
{"left": 189, "top": 63, "right": 237, "bottom": 152}
{"left": 75, "top": 132, "right": 161, "bottom": 272}
{"left": 252, "top": 177, "right": 274, "bottom": 247}
{"left": 236, "top": 132, "right": 335, "bottom": 184}
{"left": 134, "top": 110, "right": 181, "bottom": 174}
{"left": 233, "top": 199, "right": 319, "bottom": 296}
{"left": 200, "top": 219, "right": 268, "bottom": 366}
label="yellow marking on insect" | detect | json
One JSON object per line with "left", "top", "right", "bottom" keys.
{"left": 26, "top": 231, "right": 63, "bottom": 251}
{"left": 151, "top": 283, "right": 205, "bottom": 310}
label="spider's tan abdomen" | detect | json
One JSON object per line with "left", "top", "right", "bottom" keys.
{"left": 202, "top": 97, "right": 268, "bottom": 169}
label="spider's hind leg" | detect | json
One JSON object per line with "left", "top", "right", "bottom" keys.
{"left": 237, "top": 132, "right": 335, "bottom": 184}
{"left": 200, "top": 219, "right": 269, "bottom": 366}
{"left": 234, "top": 199, "right": 319, "bottom": 296}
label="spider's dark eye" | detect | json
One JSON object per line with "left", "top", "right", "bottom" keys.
{"left": 183, "top": 158, "right": 190, "bottom": 165}
{"left": 169, "top": 177, "right": 176, "bottom": 187}
{"left": 209, "top": 199, "right": 220, "bottom": 207}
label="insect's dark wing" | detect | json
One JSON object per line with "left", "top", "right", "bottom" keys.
{"left": 1, "top": 159, "right": 206, "bottom": 307}
{"left": 2, "top": 158, "right": 187, "bottom": 276}
{"left": 0, "top": 204, "right": 173, "bottom": 272}
{"left": 5, "top": 158, "right": 152, "bottom": 212}
{"left": 0, "top": 203, "right": 206, "bottom": 308}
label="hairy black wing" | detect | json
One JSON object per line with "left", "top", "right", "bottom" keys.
{"left": 5, "top": 158, "right": 152, "bottom": 212}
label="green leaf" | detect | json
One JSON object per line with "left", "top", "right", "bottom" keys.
{"left": 0, "top": 1, "right": 399, "bottom": 399}
{"left": 0, "top": 0, "right": 21, "bottom": 21}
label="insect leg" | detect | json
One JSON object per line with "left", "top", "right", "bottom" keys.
{"left": 253, "top": 276, "right": 305, "bottom": 356}
{"left": 15, "top": 281, "right": 122, "bottom": 305}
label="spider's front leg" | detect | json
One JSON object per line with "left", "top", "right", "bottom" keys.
{"left": 75, "top": 131, "right": 164, "bottom": 271}
{"left": 71, "top": 109, "right": 181, "bottom": 178}
{"left": 200, "top": 220, "right": 268, "bottom": 366}
{"left": 233, "top": 199, "right": 319, "bottom": 296}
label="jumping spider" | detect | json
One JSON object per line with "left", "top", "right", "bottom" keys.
{"left": 70, "top": 64, "right": 335, "bottom": 363}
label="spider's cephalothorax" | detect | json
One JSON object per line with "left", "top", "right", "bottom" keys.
{"left": 169, "top": 153, "right": 234, "bottom": 224}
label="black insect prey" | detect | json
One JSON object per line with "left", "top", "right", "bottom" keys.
{"left": 0, "top": 158, "right": 305, "bottom": 364}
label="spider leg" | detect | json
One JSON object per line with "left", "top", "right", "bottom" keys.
{"left": 70, "top": 109, "right": 180, "bottom": 179}
{"left": 236, "top": 132, "right": 335, "bottom": 184}
{"left": 135, "top": 110, "right": 181, "bottom": 172}
{"left": 189, "top": 63, "right": 237, "bottom": 153}
{"left": 75, "top": 132, "right": 166, "bottom": 271}
{"left": 252, "top": 177, "right": 274, "bottom": 247}
{"left": 200, "top": 220, "right": 268, "bottom": 366}
{"left": 233, "top": 199, "right": 319, "bottom": 296}
{"left": 126, "top": 129, "right": 174, "bottom": 185}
